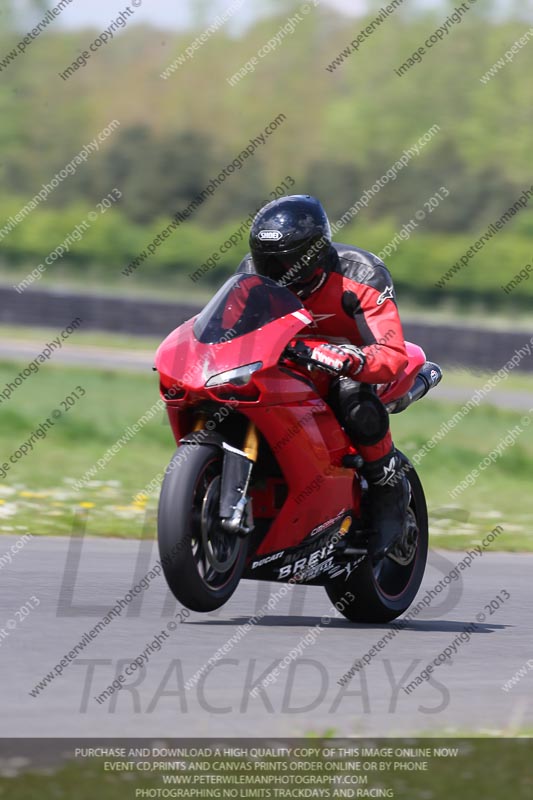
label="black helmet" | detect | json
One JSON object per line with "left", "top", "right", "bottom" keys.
{"left": 249, "top": 195, "right": 332, "bottom": 298}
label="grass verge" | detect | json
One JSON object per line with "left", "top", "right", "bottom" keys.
{"left": 0, "top": 359, "right": 531, "bottom": 548}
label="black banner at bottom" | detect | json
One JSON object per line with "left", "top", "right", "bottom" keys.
{"left": 0, "top": 738, "right": 531, "bottom": 799}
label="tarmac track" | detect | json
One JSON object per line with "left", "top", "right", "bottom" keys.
{"left": 1, "top": 535, "right": 531, "bottom": 737}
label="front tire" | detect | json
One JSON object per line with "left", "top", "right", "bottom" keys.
{"left": 325, "top": 453, "right": 428, "bottom": 623}
{"left": 158, "top": 444, "right": 248, "bottom": 612}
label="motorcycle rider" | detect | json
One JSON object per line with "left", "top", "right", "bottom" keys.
{"left": 237, "top": 195, "right": 410, "bottom": 558}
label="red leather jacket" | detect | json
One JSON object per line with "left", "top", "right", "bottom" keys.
{"left": 237, "top": 243, "right": 408, "bottom": 384}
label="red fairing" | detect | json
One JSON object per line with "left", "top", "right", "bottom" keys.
{"left": 155, "top": 313, "right": 315, "bottom": 405}
{"left": 244, "top": 402, "right": 356, "bottom": 554}
{"left": 154, "top": 276, "right": 360, "bottom": 553}
{"left": 301, "top": 269, "right": 409, "bottom": 384}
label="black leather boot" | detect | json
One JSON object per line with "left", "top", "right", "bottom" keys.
{"left": 361, "top": 449, "right": 410, "bottom": 560}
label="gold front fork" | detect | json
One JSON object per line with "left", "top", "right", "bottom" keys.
{"left": 192, "top": 414, "right": 207, "bottom": 432}
{"left": 243, "top": 420, "right": 259, "bottom": 462}
{"left": 193, "top": 414, "right": 259, "bottom": 462}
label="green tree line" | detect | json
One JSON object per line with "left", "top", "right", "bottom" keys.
{"left": 0, "top": 0, "right": 531, "bottom": 308}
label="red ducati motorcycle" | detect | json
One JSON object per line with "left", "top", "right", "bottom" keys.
{"left": 155, "top": 274, "right": 442, "bottom": 622}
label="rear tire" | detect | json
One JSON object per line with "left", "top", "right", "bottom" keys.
{"left": 325, "top": 453, "right": 428, "bottom": 623}
{"left": 158, "top": 444, "right": 248, "bottom": 612}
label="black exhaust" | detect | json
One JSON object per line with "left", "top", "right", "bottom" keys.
{"left": 386, "top": 361, "right": 443, "bottom": 414}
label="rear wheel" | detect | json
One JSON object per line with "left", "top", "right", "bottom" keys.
{"left": 325, "top": 453, "right": 428, "bottom": 623}
{"left": 158, "top": 444, "right": 248, "bottom": 612}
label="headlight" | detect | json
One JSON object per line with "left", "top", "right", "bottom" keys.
{"left": 205, "top": 362, "right": 263, "bottom": 388}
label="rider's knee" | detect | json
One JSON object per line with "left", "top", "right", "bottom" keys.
{"left": 333, "top": 380, "right": 389, "bottom": 446}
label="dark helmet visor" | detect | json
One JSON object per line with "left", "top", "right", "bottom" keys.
{"left": 253, "top": 242, "right": 322, "bottom": 286}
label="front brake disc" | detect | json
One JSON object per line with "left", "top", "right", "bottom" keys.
{"left": 200, "top": 476, "right": 241, "bottom": 573}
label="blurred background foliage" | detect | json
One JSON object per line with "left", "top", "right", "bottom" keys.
{"left": 0, "top": 0, "right": 532, "bottom": 309}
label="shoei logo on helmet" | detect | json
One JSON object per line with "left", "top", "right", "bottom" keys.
{"left": 258, "top": 230, "right": 283, "bottom": 241}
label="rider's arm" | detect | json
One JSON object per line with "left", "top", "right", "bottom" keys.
{"left": 342, "top": 265, "right": 408, "bottom": 384}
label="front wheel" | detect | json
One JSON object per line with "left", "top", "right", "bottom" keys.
{"left": 158, "top": 444, "right": 248, "bottom": 612}
{"left": 325, "top": 453, "right": 428, "bottom": 623}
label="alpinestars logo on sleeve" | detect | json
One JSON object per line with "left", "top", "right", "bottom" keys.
{"left": 377, "top": 285, "right": 394, "bottom": 305}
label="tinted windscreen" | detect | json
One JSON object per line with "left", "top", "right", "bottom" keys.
{"left": 193, "top": 274, "right": 303, "bottom": 344}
